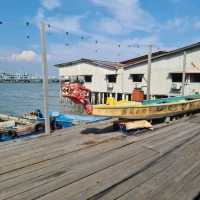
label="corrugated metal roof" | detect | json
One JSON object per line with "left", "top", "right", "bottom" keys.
{"left": 124, "top": 41, "right": 200, "bottom": 69}
{"left": 121, "top": 51, "right": 167, "bottom": 65}
{"left": 55, "top": 41, "right": 200, "bottom": 70}
{"left": 55, "top": 58, "right": 124, "bottom": 70}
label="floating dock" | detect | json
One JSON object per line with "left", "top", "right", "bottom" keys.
{"left": 0, "top": 116, "right": 200, "bottom": 200}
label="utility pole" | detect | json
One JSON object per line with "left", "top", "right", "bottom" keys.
{"left": 182, "top": 51, "right": 187, "bottom": 96}
{"left": 40, "top": 21, "right": 50, "bottom": 135}
{"left": 147, "top": 44, "right": 152, "bottom": 100}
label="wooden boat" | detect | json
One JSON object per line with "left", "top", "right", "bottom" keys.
{"left": 0, "top": 113, "right": 44, "bottom": 139}
{"left": 92, "top": 94, "right": 200, "bottom": 119}
{"left": 61, "top": 82, "right": 200, "bottom": 120}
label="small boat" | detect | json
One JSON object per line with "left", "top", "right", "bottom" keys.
{"left": 0, "top": 113, "right": 44, "bottom": 141}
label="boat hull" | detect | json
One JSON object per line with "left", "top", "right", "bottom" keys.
{"left": 0, "top": 113, "right": 44, "bottom": 140}
{"left": 92, "top": 99, "right": 200, "bottom": 119}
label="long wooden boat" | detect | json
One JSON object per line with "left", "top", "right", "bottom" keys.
{"left": 91, "top": 95, "right": 200, "bottom": 119}
{"left": 61, "top": 82, "right": 200, "bottom": 120}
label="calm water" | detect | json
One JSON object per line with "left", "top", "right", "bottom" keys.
{"left": 0, "top": 83, "right": 62, "bottom": 115}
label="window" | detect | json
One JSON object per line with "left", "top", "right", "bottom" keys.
{"left": 190, "top": 74, "right": 200, "bottom": 83}
{"left": 106, "top": 74, "right": 117, "bottom": 83}
{"left": 171, "top": 73, "right": 182, "bottom": 83}
{"left": 130, "top": 74, "right": 143, "bottom": 82}
{"left": 84, "top": 75, "right": 92, "bottom": 83}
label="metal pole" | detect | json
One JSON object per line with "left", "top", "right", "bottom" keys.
{"left": 182, "top": 51, "right": 187, "bottom": 96}
{"left": 40, "top": 21, "right": 50, "bottom": 135}
{"left": 147, "top": 44, "right": 152, "bottom": 100}
{"left": 120, "top": 69, "right": 124, "bottom": 100}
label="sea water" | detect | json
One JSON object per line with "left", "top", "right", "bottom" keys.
{"left": 0, "top": 83, "right": 63, "bottom": 115}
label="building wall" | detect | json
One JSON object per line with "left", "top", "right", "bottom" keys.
{"left": 58, "top": 47, "right": 200, "bottom": 97}
{"left": 124, "top": 47, "right": 200, "bottom": 96}
{"left": 59, "top": 62, "right": 123, "bottom": 93}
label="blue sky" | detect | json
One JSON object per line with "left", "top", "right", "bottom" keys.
{"left": 1, "top": 0, "right": 200, "bottom": 75}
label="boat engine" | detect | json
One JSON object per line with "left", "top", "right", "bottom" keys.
{"left": 62, "top": 82, "right": 92, "bottom": 114}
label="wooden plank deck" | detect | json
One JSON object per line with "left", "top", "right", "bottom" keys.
{"left": 0, "top": 116, "right": 200, "bottom": 200}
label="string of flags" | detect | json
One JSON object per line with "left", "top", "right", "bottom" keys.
{"left": 0, "top": 20, "right": 160, "bottom": 57}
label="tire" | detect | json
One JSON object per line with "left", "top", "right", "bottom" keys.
{"left": 8, "top": 130, "right": 17, "bottom": 138}
{"left": 34, "top": 123, "right": 45, "bottom": 132}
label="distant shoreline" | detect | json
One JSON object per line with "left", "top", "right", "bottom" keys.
{"left": 0, "top": 80, "right": 59, "bottom": 84}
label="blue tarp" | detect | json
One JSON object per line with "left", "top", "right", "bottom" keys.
{"left": 49, "top": 112, "right": 110, "bottom": 129}
{"left": 51, "top": 112, "right": 110, "bottom": 123}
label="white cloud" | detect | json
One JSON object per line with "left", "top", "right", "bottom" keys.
{"left": 41, "top": 0, "right": 61, "bottom": 10}
{"left": 34, "top": 8, "right": 84, "bottom": 35}
{"left": 46, "top": 16, "right": 83, "bottom": 34}
{"left": 11, "top": 50, "right": 37, "bottom": 62}
{"left": 90, "top": 0, "right": 155, "bottom": 35}
{"left": 47, "top": 34, "right": 159, "bottom": 64}
{"left": 165, "top": 18, "right": 187, "bottom": 32}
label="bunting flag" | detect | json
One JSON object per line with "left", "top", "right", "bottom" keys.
{"left": 0, "top": 20, "right": 160, "bottom": 60}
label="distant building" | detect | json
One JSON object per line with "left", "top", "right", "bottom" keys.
{"left": 55, "top": 42, "right": 200, "bottom": 103}
{"left": 0, "top": 72, "right": 31, "bottom": 81}
{"left": 0, "top": 72, "right": 58, "bottom": 83}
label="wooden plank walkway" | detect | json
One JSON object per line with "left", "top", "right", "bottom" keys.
{"left": 0, "top": 116, "right": 200, "bottom": 200}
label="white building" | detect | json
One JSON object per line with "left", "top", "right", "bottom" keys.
{"left": 55, "top": 42, "right": 200, "bottom": 103}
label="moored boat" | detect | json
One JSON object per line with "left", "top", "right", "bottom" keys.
{"left": 0, "top": 113, "right": 44, "bottom": 140}
{"left": 61, "top": 82, "right": 200, "bottom": 120}
{"left": 92, "top": 95, "right": 200, "bottom": 119}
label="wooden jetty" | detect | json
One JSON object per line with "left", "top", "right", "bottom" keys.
{"left": 0, "top": 115, "right": 200, "bottom": 200}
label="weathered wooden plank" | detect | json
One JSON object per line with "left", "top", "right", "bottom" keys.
{"left": 1, "top": 115, "right": 200, "bottom": 200}
{"left": 145, "top": 139, "right": 200, "bottom": 200}
{"left": 0, "top": 118, "right": 192, "bottom": 195}
{"left": 36, "top": 126, "right": 200, "bottom": 200}
{"left": 1, "top": 117, "right": 193, "bottom": 175}
{"left": 1, "top": 148, "right": 157, "bottom": 200}
{"left": 0, "top": 114, "right": 191, "bottom": 164}
{"left": 0, "top": 135, "right": 127, "bottom": 183}
{"left": 115, "top": 134, "right": 200, "bottom": 200}
{"left": 0, "top": 119, "right": 115, "bottom": 155}
{"left": 0, "top": 135, "right": 127, "bottom": 185}
{"left": 22, "top": 150, "right": 157, "bottom": 200}
{"left": 0, "top": 133, "right": 124, "bottom": 175}
{"left": 172, "top": 170, "right": 200, "bottom": 200}
{"left": 89, "top": 149, "right": 175, "bottom": 200}
{"left": 148, "top": 126, "right": 200, "bottom": 153}
{"left": 142, "top": 121, "right": 192, "bottom": 147}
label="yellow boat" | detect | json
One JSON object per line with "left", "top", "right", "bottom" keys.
{"left": 92, "top": 96, "right": 200, "bottom": 119}
{"left": 61, "top": 82, "right": 200, "bottom": 120}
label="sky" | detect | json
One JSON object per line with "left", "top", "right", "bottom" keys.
{"left": 1, "top": 0, "right": 200, "bottom": 76}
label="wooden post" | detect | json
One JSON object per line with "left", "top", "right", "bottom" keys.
{"left": 102, "top": 93, "right": 105, "bottom": 104}
{"left": 147, "top": 44, "right": 152, "bottom": 100}
{"left": 98, "top": 92, "right": 101, "bottom": 104}
{"left": 182, "top": 51, "right": 187, "bottom": 96}
{"left": 40, "top": 21, "right": 50, "bottom": 135}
